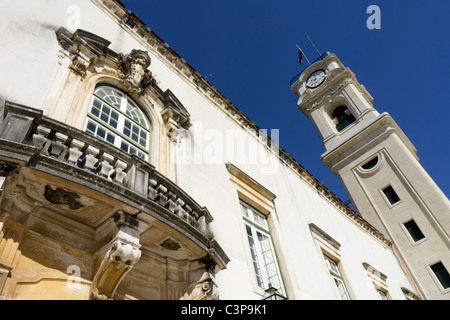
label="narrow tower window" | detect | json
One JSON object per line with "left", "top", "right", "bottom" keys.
{"left": 382, "top": 185, "right": 400, "bottom": 205}
{"left": 332, "top": 106, "right": 356, "bottom": 132}
{"left": 403, "top": 219, "right": 425, "bottom": 242}
{"left": 430, "top": 262, "right": 450, "bottom": 289}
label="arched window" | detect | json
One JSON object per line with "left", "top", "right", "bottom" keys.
{"left": 85, "top": 84, "right": 151, "bottom": 160}
{"left": 332, "top": 106, "right": 356, "bottom": 132}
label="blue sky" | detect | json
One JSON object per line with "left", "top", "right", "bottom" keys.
{"left": 121, "top": 0, "right": 449, "bottom": 204}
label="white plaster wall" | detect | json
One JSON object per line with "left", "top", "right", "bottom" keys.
{"left": 0, "top": 0, "right": 418, "bottom": 300}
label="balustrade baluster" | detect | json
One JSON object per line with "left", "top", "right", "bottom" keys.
{"left": 81, "top": 145, "right": 100, "bottom": 171}
{"left": 112, "top": 160, "right": 128, "bottom": 185}
{"left": 49, "top": 132, "right": 68, "bottom": 158}
{"left": 97, "top": 152, "right": 114, "bottom": 179}
{"left": 67, "top": 139, "right": 85, "bottom": 165}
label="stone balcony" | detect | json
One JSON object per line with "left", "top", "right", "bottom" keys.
{"left": 0, "top": 101, "right": 229, "bottom": 300}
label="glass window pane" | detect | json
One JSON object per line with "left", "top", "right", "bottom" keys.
{"left": 126, "top": 99, "right": 148, "bottom": 127}
{"left": 325, "top": 256, "right": 340, "bottom": 275}
{"left": 97, "top": 127, "right": 106, "bottom": 139}
{"left": 96, "top": 87, "right": 122, "bottom": 109}
{"left": 91, "top": 99, "right": 101, "bottom": 117}
{"left": 253, "top": 211, "right": 267, "bottom": 229}
{"left": 100, "top": 111, "right": 109, "bottom": 123}
{"left": 334, "top": 278, "right": 350, "bottom": 300}
{"left": 110, "top": 119, "right": 118, "bottom": 129}
{"left": 431, "top": 262, "right": 450, "bottom": 289}
{"left": 383, "top": 185, "right": 400, "bottom": 204}
{"left": 111, "top": 111, "right": 119, "bottom": 121}
{"left": 241, "top": 203, "right": 250, "bottom": 218}
{"left": 121, "top": 141, "right": 128, "bottom": 152}
{"left": 106, "top": 133, "right": 115, "bottom": 144}
{"left": 404, "top": 220, "right": 425, "bottom": 242}
{"left": 245, "top": 224, "right": 263, "bottom": 288}
{"left": 86, "top": 121, "right": 96, "bottom": 135}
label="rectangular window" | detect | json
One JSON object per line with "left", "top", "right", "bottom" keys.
{"left": 430, "top": 262, "right": 450, "bottom": 289}
{"left": 324, "top": 255, "right": 350, "bottom": 300}
{"left": 404, "top": 219, "right": 425, "bottom": 242}
{"left": 382, "top": 185, "right": 400, "bottom": 205}
{"left": 240, "top": 201, "right": 284, "bottom": 296}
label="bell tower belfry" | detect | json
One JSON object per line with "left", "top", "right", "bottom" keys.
{"left": 291, "top": 53, "right": 450, "bottom": 300}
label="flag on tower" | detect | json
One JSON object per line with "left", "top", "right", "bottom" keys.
{"left": 296, "top": 45, "right": 304, "bottom": 64}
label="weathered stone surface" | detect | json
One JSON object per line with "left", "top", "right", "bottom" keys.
{"left": 44, "top": 185, "right": 83, "bottom": 210}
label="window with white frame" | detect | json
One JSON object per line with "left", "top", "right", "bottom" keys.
{"left": 240, "top": 201, "right": 285, "bottom": 296}
{"left": 309, "top": 223, "right": 351, "bottom": 300}
{"left": 324, "top": 255, "right": 351, "bottom": 300}
{"left": 85, "top": 85, "right": 151, "bottom": 160}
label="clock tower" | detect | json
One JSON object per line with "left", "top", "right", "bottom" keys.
{"left": 291, "top": 53, "right": 450, "bottom": 300}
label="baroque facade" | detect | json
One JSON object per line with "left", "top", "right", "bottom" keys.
{"left": 0, "top": 0, "right": 447, "bottom": 300}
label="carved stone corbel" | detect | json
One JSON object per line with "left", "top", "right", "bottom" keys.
{"left": 90, "top": 211, "right": 141, "bottom": 300}
{"left": 180, "top": 271, "right": 220, "bottom": 300}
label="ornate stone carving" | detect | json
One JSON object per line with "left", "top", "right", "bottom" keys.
{"left": 44, "top": 185, "right": 83, "bottom": 210}
{"left": 90, "top": 211, "right": 141, "bottom": 300}
{"left": 160, "top": 238, "right": 181, "bottom": 251}
{"left": 181, "top": 272, "right": 220, "bottom": 300}
{"left": 118, "top": 49, "right": 153, "bottom": 95}
{"left": 56, "top": 27, "right": 115, "bottom": 78}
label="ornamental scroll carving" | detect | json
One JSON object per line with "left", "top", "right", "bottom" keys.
{"left": 118, "top": 49, "right": 153, "bottom": 95}
{"left": 180, "top": 272, "right": 220, "bottom": 300}
{"left": 90, "top": 211, "right": 141, "bottom": 300}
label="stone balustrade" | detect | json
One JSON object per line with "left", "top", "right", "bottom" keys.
{"left": 0, "top": 101, "right": 212, "bottom": 234}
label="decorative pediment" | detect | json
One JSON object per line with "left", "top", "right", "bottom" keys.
{"left": 56, "top": 27, "right": 117, "bottom": 77}
{"left": 161, "top": 89, "right": 191, "bottom": 133}
{"left": 56, "top": 27, "right": 113, "bottom": 56}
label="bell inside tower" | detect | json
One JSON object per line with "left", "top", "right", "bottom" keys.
{"left": 332, "top": 106, "right": 356, "bottom": 132}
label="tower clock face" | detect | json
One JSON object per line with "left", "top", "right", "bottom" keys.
{"left": 306, "top": 69, "right": 326, "bottom": 88}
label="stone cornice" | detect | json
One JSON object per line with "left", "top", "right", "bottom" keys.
{"left": 90, "top": 0, "right": 393, "bottom": 248}
{"left": 321, "top": 113, "right": 417, "bottom": 171}
{"left": 225, "top": 162, "right": 277, "bottom": 202}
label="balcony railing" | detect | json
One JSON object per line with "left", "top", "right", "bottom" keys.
{"left": 0, "top": 101, "right": 215, "bottom": 236}
{"left": 289, "top": 51, "right": 330, "bottom": 86}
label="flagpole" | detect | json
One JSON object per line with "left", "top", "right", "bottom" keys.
{"left": 296, "top": 44, "right": 311, "bottom": 65}
{"left": 305, "top": 34, "right": 321, "bottom": 58}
